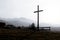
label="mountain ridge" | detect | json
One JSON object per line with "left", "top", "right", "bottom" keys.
{"left": 0, "top": 17, "right": 34, "bottom": 27}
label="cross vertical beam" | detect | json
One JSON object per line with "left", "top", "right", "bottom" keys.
{"left": 37, "top": 5, "right": 39, "bottom": 30}
{"left": 34, "top": 5, "right": 43, "bottom": 31}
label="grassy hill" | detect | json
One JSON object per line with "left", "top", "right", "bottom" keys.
{"left": 0, "top": 29, "right": 60, "bottom": 40}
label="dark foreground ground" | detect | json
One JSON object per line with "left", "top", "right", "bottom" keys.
{"left": 0, "top": 29, "right": 60, "bottom": 40}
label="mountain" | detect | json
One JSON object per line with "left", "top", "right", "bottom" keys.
{"left": 1, "top": 17, "right": 60, "bottom": 32}
{"left": 0, "top": 17, "right": 34, "bottom": 27}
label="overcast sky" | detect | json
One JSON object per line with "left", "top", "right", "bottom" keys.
{"left": 0, "top": 0, "right": 60, "bottom": 24}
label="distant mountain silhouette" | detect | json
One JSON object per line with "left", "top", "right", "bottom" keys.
{"left": 0, "top": 17, "right": 34, "bottom": 26}
{"left": 0, "top": 17, "right": 60, "bottom": 32}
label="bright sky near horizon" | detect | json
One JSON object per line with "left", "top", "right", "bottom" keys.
{"left": 0, "top": 0, "right": 60, "bottom": 24}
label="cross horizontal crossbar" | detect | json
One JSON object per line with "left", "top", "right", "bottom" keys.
{"left": 34, "top": 10, "right": 43, "bottom": 13}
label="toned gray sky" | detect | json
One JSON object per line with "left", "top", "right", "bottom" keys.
{"left": 0, "top": 0, "right": 60, "bottom": 24}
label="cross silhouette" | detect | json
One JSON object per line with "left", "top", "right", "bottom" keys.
{"left": 34, "top": 5, "right": 43, "bottom": 30}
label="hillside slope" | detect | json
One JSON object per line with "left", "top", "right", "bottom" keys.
{"left": 0, "top": 29, "right": 60, "bottom": 40}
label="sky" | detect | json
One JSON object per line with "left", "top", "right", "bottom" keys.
{"left": 0, "top": 0, "right": 60, "bottom": 25}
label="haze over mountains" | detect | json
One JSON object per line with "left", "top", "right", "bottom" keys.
{"left": 0, "top": 17, "right": 34, "bottom": 27}
{"left": 0, "top": 17, "right": 60, "bottom": 32}
{"left": 0, "top": 17, "right": 60, "bottom": 27}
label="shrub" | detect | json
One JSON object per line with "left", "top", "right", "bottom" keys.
{"left": 0, "top": 22, "right": 6, "bottom": 28}
{"left": 29, "top": 23, "right": 36, "bottom": 30}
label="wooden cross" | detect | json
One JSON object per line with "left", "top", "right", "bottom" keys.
{"left": 34, "top": 5, "right": 43, "bottom": 30}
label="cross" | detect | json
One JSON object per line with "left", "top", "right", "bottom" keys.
{"left": 34, "top": 5, "right": 43, "bottom": 30}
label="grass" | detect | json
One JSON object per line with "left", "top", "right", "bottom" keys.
{"left": 0, "top": 29, "right": 60, "bottom": 40}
